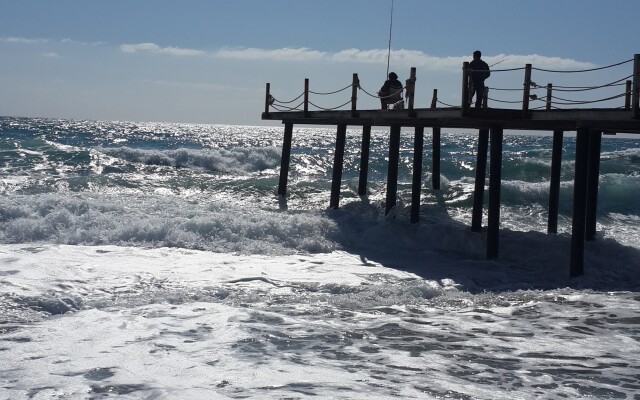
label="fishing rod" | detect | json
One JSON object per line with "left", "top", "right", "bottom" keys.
{"left": 385, "top": 0, "right": 394, "bottom": 78}
{"left": 490, "top": 57, "right": 509, "bottom": 68}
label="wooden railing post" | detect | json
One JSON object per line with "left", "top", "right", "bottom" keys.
{"left": 351, "top": 73, "right": 359, "bottom": 117}
{"left": 482, "top": 87, "right": 489, "bottom": 108}
{"left": 430, "top": 89, "right": 438, "bottom": 109}
{"left": 546, "top": 83, "right": 553, "bottom": 111}
{"left": 625, "top": 80, "right": 632, "bottom": 110}
{"left": 632, "top": 54, "right": 639, "bottom": 119}
{"left": 407, "top": 67, "right": 416, "bottom": 116}
{"left": 264, "top": 83, "right": 271, "bottom": 116}
{"left": 304, "top": 78, "right": 310, "bottom": 117}
{"left": 522, "top": 64, "right": 532, "bottom": 117}
{"left": 461, "top": 62, "right": 470, "bottom": 116}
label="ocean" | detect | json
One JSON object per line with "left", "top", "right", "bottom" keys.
{"left": 0, "top": 116, "right": 639, "bottom": 399}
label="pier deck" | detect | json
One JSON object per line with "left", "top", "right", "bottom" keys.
{"left": 262, "top": 55, "right": 640, "bottom": 277}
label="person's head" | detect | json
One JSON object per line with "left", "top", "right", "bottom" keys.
{"left": 388, "top": 72, "right": 398, "bottom": 80}
{"left": 473, "top": 50, "right": 481, "bottom": 60}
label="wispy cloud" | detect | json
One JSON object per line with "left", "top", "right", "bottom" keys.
{"left": 120, "top": 42, "right": 205, "bottom": 56}
{"left": 216, "top": 47, "right": 326, "bottom": 61}
{"left": 41, "top": 52, "right": 60, "bottom": 58}
{"left": 3, "top": 37, "right": 49, "bottom": 44}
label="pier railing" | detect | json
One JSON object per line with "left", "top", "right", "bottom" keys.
{"left": 264, "top": 54, "right": 640, "bottom": 119}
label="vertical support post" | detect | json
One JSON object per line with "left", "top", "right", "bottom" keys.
{"left": 633, "top": 54, "right": 639, "bottom": 118}
{"left": 461, "top": 62, "right": 470, "bottom": 116}
{"left": 411, "top": 126, "right": 424, "bottom": 223}
{"left": 586, "top": 131, "right": 602, "bottom": 241}
{"left": 330, "top": 124, "right": 347, "bottom": 209}
{"left": 471, "top": 129, "right": 489, "bottom": 232}
{"left": 358, "top": 125, "right": 372, "bottom": 196}
{"left": 277, "top": 122, "right": 294, "bottom": 197}
{"left": 304, "top": 78, "right": 310, "bottom": 117}
{"left": 625, "top": 80, "right": 632, "bottom": 109}
{"left": 570, "top": 128, "right": 590, "bottom": 277}
{"left": 407, "top": 67, "right": 416, "bottom": 116}
{"left": 547, "top": 130, "right": 564, "bottom": 234}
{"left": 385, "top": 125, "right": 401, "bottom": 215}
{"left": 432, "top": 127, "right": 441, "bottom": 190}
{"left": 546, "top": 83, "right": 553, "bottom": 110}
{"left": 430, "top": 89, "right": 438, "bottom": 109}
{"left": 351, "top": 73, "right": 359, "bottom": 118}
{"left": 264, "top": 83, "right": 271, "bottom": 115}
{"left": 487, "top": 127, "right": 503, "bottom": 259}
{"left": 522, "top": 64, "right": 532, "bottom": 118}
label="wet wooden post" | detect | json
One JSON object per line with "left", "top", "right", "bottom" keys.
{"left": 277, "top": 122, "right": 294, "bottom": 196}
{"left": 432, "top": 127, "right": 441, "bottom": 190}
{"left": 304, "top": 78, "right": 310, "bottom": 117}
{"left": 522, "top": 64, "right": 532, "bottom": 118}
{"left": 264, "top": 83, "right": 271, "bottom": 116}
{"left": 546, "top": 83, "right": 553, "bottom": 110}
{"left": 407, "top": 67, "right": 417, "bottom": 116}
{"left": 329, "top": 124, "right": 347, "bottom": 209}
{"left": 358, "top": 125, "right": 372, "bottom": 196}
{"left": 461, "top": 62, "right": 470, "bottom": 116}
{"left": 570, "top": 128, "right": 590, "bottom": 277}
{"left": 430, "top": 89, "right": 438, "bottom": 109}
{"left": 625, "top": 80, "right": 632, "bottom": 109}
{"left": 385, "top": 125, "right": 401, "bottom": 215}
{"left": 411, "top": 126, "right": 424, "bottom": 223}
{"left": 547, "top": 130, "right": 564, "bottom": 234}
{"left": 633, "top": 54, "right": 640, "bottom": 119}
{"left": 586, "top": 131, "right": 602, "bottom": 241}
{"left": 471, "top": 129, "right": 489, "bottom": 232}
{"left": 351, "top": 73, "right": 359, "bottom": 118}
{"left": 487, "top": 127, "right": 503, "bottom": 259}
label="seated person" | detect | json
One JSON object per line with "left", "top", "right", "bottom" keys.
{"left": 378, "top": 72, "right": 404, "bottom": 109}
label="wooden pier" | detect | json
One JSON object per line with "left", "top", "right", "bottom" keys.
{"left": 262, "top": 55, "right": 640, "bottom": 277}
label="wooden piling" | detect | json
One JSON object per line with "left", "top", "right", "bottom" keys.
{"left": 411, "top": 126, "right": 424, "bottom": 223}
{"left": 487, "top": 127, "right": 503, "bottom": 259}
{"left": 546, "top": 84, "right": 553, "bottom": 110}
{"left": 358, "top": 125, "right": 372, "bottom": 196}
{"left": 570, "top": 128, "right": 590, "bottom": 277}
{"left": 277, "top": 122, "right": 294, "bottom": 196}
{"left": 586, "top": 131, "right": 602, "bottom": 241}
{"left": 547, "top": 130, "right": 564, "bottom": 234}
{"left": 471, "top": 129, "right": 489, "bottom": 232}
{"left": 329, "top": 124, "right": 347, "bottom": 209}
{"left": 385, "top": 125, "right": 401, "bottom": 215}
{"left": 432, "top": 127, "right": 441, "bottom": 190}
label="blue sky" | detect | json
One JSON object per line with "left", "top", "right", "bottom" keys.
{"left": 1, "top": 0, "right": 638, "bottom": 125}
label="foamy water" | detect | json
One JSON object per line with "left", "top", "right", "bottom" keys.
{"left": 1, "top": 117, "right": 639, "bottom": 398}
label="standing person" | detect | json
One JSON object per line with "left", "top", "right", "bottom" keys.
{"left": 469, "top": 50, "right": 491, "bottom": 108}
{"left": 378, "top": 72, "right": 404, "bottom": 110}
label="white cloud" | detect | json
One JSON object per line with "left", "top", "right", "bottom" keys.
{"left": 120, "top": 42, "right": 205, "bottom": 56}
{"left": 213, "top": 46, "right": 595, "bottom": 71}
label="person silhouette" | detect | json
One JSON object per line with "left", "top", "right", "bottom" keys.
{"left": 378, "top": 72, "right": 404, "bottom": 110}
{"left": 468, "top": 50, "right": 491, "bottom": 108}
